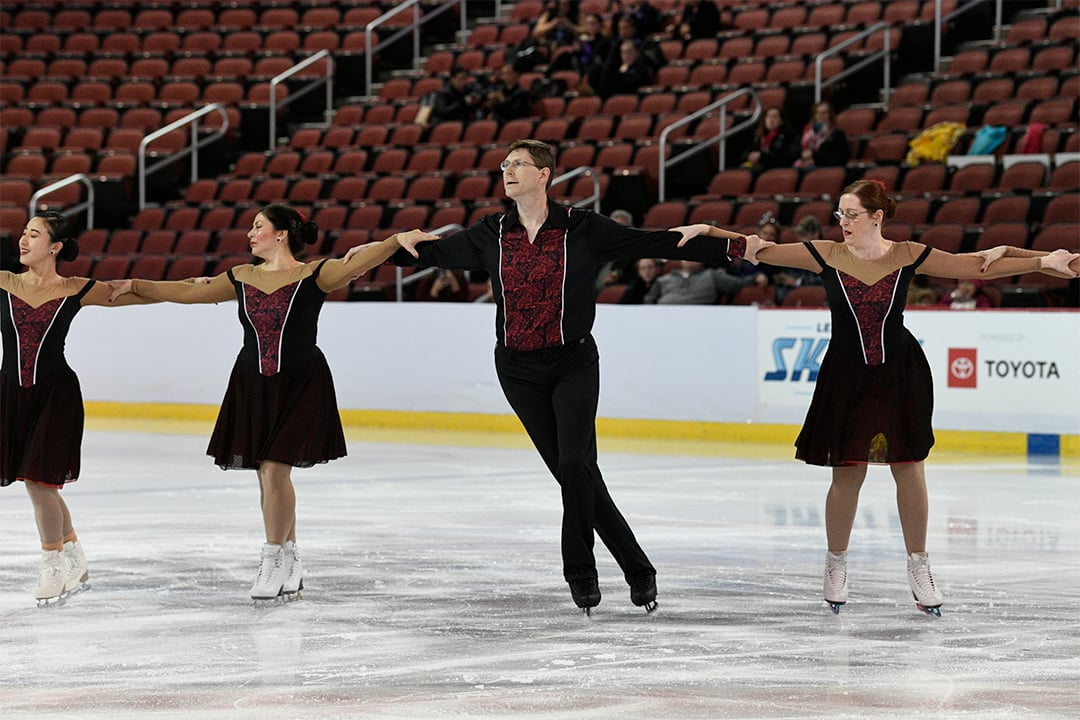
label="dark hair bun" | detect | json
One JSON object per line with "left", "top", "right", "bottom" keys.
{"left": 299, "top": 220, "right": 318, "bottom": 246}
{"left": 57, "top": 238, "right": 80, "bottom": 263}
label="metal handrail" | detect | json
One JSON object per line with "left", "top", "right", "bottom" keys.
{"left": 365, "top": 0, "right": 468, "bottom": 101}
{"left": 814, "top": 22, "right": 892, "bottom": 106}
{"left": 138, "top": 104, "right": 229, "bottom": 210}
{"left": 933, "top": 0, "right": 1003, "bottom": 71}
{"left": 268, "top": 49, "right": 335, "bottom": 150}
{"left": 551, "top": 167, "right": 602, "bottom": 212}
{"left": 657, "top": 88, "right": 761, "bottom": 202}
{"left": 29, "top": 174, "right": 95, "bottom": 228}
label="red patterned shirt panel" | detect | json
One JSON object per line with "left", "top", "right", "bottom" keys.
{"left": 242, "top": 281, "right": 300, "bottom": 376}
{"left": 839, "top": 270, "right": 900, "bottom": 366}
{"left": 500, "top": 225, "right": 567, "bottom": 351}
{"left": 10, "top": 295, "right": 63, "bottom": 387}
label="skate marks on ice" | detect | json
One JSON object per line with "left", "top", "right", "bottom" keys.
{"left": 0, "top": 432, "right": 1078, "bottom": 719}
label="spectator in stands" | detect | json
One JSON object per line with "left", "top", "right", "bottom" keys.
{"left": 484, "top": 64, "right": 533, "bottom": 123}
{"left": 618, "top": 257, "right": 663, "bottom": 304}
{"left": 110, "top": 205, "right": 437, "bottom": 602}
{"left": 675, "top": 178, "right": 1079, "bottom": 616}
{"left": 941, "top": 278, "right": 992, "bottom": 309}
{"left": 740, "top": 106, "right": 798, "bottom": 173}
{"left": 347, "top": 139, "right": 771, "bottom": 615}
{"left": 612, "top": 1, "right": 662, "bottom": 37}
{"left": 414, "top": 65, "right": 485, "bottom": 128}
{"left": 794, "top": 101, "right": 850, "bottom": 169}
{"left": 772, "top": 215, "right": 825, "bottom": 305}
{"left": 593, "top": 38, "right": 654, "bottom": 100}
{"left": 906, "top": 274, "right": 940, "bottom": 305}
{"left": 644, "top": 259, "right": 756, "bottom": 304}
{"left": 670, "top": 0, "right": 722, "bottom": 41}
{"left": 726, "top": 214, "right": 776, "bottom": 284}
{"left": 532, "top": 0, "right": 581, "bottom": 54}
{"left": 428, "top": 269, "right": 470, "bottom": 302}
{"left": 596, "top": 209, "right": 635, "bottom": 290}
{"left": 550, "top": 12, "right": 611, "bottom": 76}
{"left": 1, "top": 211, "right": 156, "bottom": 607}
{"left": 587, "top": 14, "right": 664, "bottom": 93}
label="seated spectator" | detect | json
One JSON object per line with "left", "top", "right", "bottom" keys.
{"left": 484, "top": 64, "right": 533, "bottom": 123}
{"left": 551, "top": 12, "right": 611, "bottom": 76}
{"left": 428, "top": 269, "right": 470, "bottom": 302}
{"left": 594, "top": 38, "right": 653, "bottom": 99}
{"left": 644, "top": 260, "right": 756, "bottom": 304}
{"left": 794, "top": 101, "right": 850, "bottom": 169}
{"left": 670, "top": 1, "right": 722, "bottom": 41}
{"left": 773, "top": 215, "right": 825, "bottom": 305}
{"left": 618, "top": 257, "right": 663, "bottom": 304}
{"left": 907, "top": 274, "right": 940, "bottom": 306}
{"left": 612, "top": 1, "right": 662, "bottom": 37}
{"left": 740, "top": 107, "right": 798, "bottom": 173}
{"left": 533, "top": 0, "right": 581, "bottom": 52}
{"left": 595, "top": 209, "right": 635, "bottom": 289}
{"left": 414, "top": 65, "right": 485, "bottom": 128}
{"left": 941, "top": 278, "right": 992, "bottom": 310}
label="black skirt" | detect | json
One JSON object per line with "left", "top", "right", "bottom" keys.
{"left": 795, "top": 337, "right": 935, "bottom": 467}
{"left": 208, "top": 351, "right": 347, "bottom": 470}
{"left": 0, "top": 367, "right": 83, "bottom": 487}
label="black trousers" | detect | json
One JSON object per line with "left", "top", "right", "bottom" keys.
{"left": 494, "top": 335, "right": 656, "bottom": 583}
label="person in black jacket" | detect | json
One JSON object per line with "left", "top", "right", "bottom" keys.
{"left": 484, "top": 64, "right": 533, "bottom": 124}
{"left": 740, "top": 106, "right": 798, "bottom": 173}
{"left": 345, "top": 140, "right": 771, "bottom": 615}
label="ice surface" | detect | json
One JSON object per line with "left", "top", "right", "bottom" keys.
{"left": 2, "top": 429, "right": 1077, "bottom": 719}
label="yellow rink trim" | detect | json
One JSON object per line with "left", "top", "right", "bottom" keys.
{"left": 83, "top": 402, "right": 1078, "bottom": 458}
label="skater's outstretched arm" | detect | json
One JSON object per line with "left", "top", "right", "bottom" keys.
{"left": 673, "top": 223, "right": 776, "bottom": 265}
{"left": 80, "top": 279, "right": 158, "bottom": 307}
{"left": 320, "top": 229, "right": 439, "bottom": 292}
{"left": 973, "top": 245, "right": 1080, "bottom": 278}
{"left": 920, "top": 247, "right": 1078, "bottom": 281}
{"left": 108, "top": 273, "right": 235, "bottom": 304}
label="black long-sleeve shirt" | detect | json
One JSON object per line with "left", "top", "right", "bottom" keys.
{"left": 395, "top": 200, "right": 745, "bottom": 351}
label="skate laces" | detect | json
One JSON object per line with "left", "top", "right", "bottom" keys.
{"left": 255, "top": 546, "right": 284, "bottom": 585}
{"left": 826, "top": 552, "right": 847, "bottom": 588}
{"left": 909, "top": 553, "right": 937, "bottom": 593}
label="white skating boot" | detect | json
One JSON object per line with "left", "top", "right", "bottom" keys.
{"left": 35, "top": 550, "right": 67, "bottom": 607}
{"left": 282, "top": 541, "right": 304, "bottom": 601}
{"left": 63, "top": 540, "right": 90, "bottom": 595}
{"left": 250, "top": 543, "right": 286, "bottom": 602}
{"left": 907, "top": 551, "right": 944, "bottom": 616}
{"left": 823, "top": 550, "right": 848, "bottom": 614}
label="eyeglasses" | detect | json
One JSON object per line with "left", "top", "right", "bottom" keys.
{"left": 500, "top": 159, "right": 539, "bottom": 172}
{"left": 833, "top": 209, "right": 869, "bottom": 221}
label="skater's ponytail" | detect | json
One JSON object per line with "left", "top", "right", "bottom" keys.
{"left": 36, "top": 210, "right": 80, "bottom": 263}
{"left": 260, "top": 203, "right": 319, "bottom": 256}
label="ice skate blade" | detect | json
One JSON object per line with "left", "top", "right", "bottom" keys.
{"left": 252, "top": 592, "right": 285, "bottom": 608}
{"left": 641, "top": 600, "right": 658, "bottom": 614}
{"left": 916, "top": 603, "right": 942, "bottom": 617}
{"left": 36, "top": 594, "right": 66, "bottom": 608}
{"left": 281, "top": 590, "right": 303, "bottom": 604}
{"left": 827, "top": 601, "right": 845, "bottom": 614}
{"left": 66, "top": 582, "right": 91, "bottom": 597}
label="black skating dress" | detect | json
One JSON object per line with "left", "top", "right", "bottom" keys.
{"left": 133, "top": 260, "right": 347, "bottom": 470}
{"left": 793, "top": 242, "right": 936, "bottom": 466}
{"left": 209, "top": 260, "right": 346, "bottom": 470}
{"left": 0, "top": 274, "right": 95, "bottom": 487}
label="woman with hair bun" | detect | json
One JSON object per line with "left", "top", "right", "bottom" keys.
{"left": 2, "top": 211, "right": 156, "bottom": 606}
{"left": 110, "top": 204, "right": 437, "bottom": 602}
{"left": 678, "top": 179, "right": 1079, "bottom": 617}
